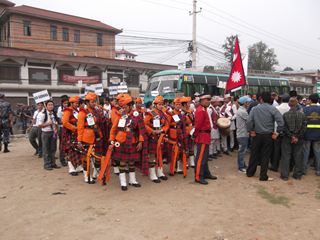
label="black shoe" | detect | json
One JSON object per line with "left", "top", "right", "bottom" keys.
{"left": 34, "top": 151, "right": 38, "bottom": 156}
{"left": 38, "top": 155, "right": 42, "bottom": 158}
{"left": 159, "top": 175, "right": 168, "bottom": 180}
{"left": 121, "top": 186, "right": 128, "bottom": 191}
{"left": 129, "top": 183, "right": 141, "bottom": 187}
{"left": 280, "top": 176, "right": 288, "bottom": 181}
{"left": 292, "top": 175, "right": 302, "bottom": 180}
{"left": 61, "top": 162, "right": 68, "bottom": 167}
{"left": 223, "top": 151, "right": 230, "bottom": 155}
{"left": 205, "top": 175, "right": 218, "bottom": 180}
{"left": 87, "top": 179, "right": 96, "bottom": 184}
{"left": 176, "top": 171, "right": 183, "bottom": 174}
{"left": 70, "top": 172, "right": 78, "bottom": 176}
{"left": 152, "top": 179, "right": 161, "bottom": 183}
{"left": 268, "top": 167, "right": 278, "bottom": 172}
{"left": 52, "top": 164, "right": 61, "bottom": 169}
{"left": 195, "top": 179, "right": 208, "bottom": 185}
{"left": 44, "top": 167, "right": 53, "bottom": 171}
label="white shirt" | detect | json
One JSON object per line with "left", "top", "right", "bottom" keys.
{"left": 38, "top": 111, "right": 57, "bottom": 132}
{"left": 32, "top": 110, "right": 42, "bottom": 127}
{"left": 276, "top": 103, "right": 290, "bottom": 115}
{"left": 207, "top": 106, "right": 213, "bottom": 128}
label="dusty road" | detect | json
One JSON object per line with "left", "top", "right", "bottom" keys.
{"left": 0, "top": 137, "right": 319, "bottom": 240}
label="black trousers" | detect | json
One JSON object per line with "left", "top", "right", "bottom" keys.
{"left": 280, "top": 137, "right": 303, "bottom": 178}
{"left": 270, "top": 137, "right": 282, "bottom": 170}
{"left": 194, "top": 143, "right": 211, "bottom": 181}
{"left": 247, "top": 133, "right": 273, "bottom": 180}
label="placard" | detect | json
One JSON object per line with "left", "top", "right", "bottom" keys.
{"left": 33, "top": 90, "right": 50, "bottom": 103}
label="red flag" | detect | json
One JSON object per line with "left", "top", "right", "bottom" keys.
{"left": 225, "top": 37, "right": 246, "bottom": 92}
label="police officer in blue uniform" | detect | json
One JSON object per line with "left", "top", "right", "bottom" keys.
{"left": 0, "top": 93, "right": 13, "bottom": 153}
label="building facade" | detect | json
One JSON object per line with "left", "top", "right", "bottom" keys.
{"left": 0, "top": 1, "right": 177, "bottom": 106}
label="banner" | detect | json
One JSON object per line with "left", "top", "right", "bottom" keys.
{"left": 117, "top": 84, "right": 128, "bottom": 93}
{"left": 108, "top": 86, "right": 118, "bottom": 95}
{"left": 62, "top": 74, "right": 100, "bottom": 84}
{"left": 33, "top": 90, "right": 50, "bottom": 103}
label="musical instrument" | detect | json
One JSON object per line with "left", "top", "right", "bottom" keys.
{"left": 217, "top": 117, "right": 231, "bottom": 136}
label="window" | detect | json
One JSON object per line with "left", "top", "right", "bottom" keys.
{"left": 57, "top": 64, "right": 75, "bottom": 84}
{"left": 23, "top": 20, "right": 31, "bottom": 36}
{"left": 62, "top": 28, "right": 69, "bottom": 41}
{"left": 97, "top": 33, "right": 102, "bottom": 46}
{"left": 74, "top": 30, "right": 80, "bottom": 43}
{"left": 50, "top": 25, "right": 57, "bottom": 40}
{"left": 0, "top": 60, "right": 20, "bottom": 82}
{"left": 29, "top": 68, "right": 51, "bottom": 84}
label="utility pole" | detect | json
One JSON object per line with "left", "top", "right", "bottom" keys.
{"left": 189, "top": 0, "right": 201, "bottom": 70}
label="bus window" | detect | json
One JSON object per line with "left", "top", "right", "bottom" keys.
{"left": 280, "top": 86, "right": 290, "bottom": 94}
{"left": 248, "top": 86, "right": 259, "bottom": 94}
{"left": 158, "top": 80, "right": 177, "bottom": 94}
{"left": 270, "top": 86, "right": 280, "bottom": 94}
{"left": 149, "top": 81, "right": 159, "bottom": 91}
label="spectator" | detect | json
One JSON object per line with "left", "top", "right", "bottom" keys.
{"left": 28, "top": 102, "right": 44, "bottom": 157}
{"left": 246, "top": 92, "right": 284, "bottom": 181}
{"left": 303, "top": 93, "right": 320, "bottom": 176}
{"left": 280, "top": 98, "right": 306, "bottom": 180}
{"left": 38, "top": 100, "right": 59, "bottom": 170}
{"left": 236, "top": 96, "right": 251, "bottom": 173}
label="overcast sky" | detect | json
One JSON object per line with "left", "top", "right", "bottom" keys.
{"left": 13, "top": 0, "right": 320, "bottom": 70}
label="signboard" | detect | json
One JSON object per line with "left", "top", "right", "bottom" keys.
{"left": 91, "top": 83, "right": 104, "bottom": 96}
{"left": 33, "top": 90, "right": 50, "bottom": 103}
{"left": 163, "top": 86, "right": 172, "bottom": 93}
{"left": 118, "top": 84, "right": 128, "bottom": 93}
{"left": 108, "top": 86, "right": 118, "bottom": 95}
{"left": 84, "top": 85, "right": 96, "bottom": 94}
{"left": 62, "top": 74, "right": 99, "bottom": 84}
{"left": 151, "top": 90, "right": 159, "bottom": 97}
{"left": 217, "top": 81, "right": 226, "bottom": 89}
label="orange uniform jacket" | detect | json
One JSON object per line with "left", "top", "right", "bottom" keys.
{"left": 109, "top": 111, "right": 144, "bottom": 144}
{"left": 77, "top": 107, "right": 101, "bottom": 144}
{"left": 62, "top": 108, "right": 77, "bottom": 132}
{"left": 144, "top": 108, "right": 170, "bottom": 135}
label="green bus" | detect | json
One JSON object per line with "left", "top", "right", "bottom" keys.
{"left": 144, "top": 70, "right": 290, "bottom": 103}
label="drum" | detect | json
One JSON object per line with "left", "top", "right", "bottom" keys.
{"left": 217, "top": 117, "right": 231, "bottom": 136}
{"left": 217, "top": 117, "right": 231, "bottom": 129}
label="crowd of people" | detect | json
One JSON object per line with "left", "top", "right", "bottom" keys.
{"left": 1, "top": 89, "right": 319, "bottom": 191}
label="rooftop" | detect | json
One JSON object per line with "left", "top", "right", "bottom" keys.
{"left": 5, "top": 5, "right": 122, "bottom": 33}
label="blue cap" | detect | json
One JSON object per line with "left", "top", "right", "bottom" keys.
{"left": 239, "top": 96, "right": 252, "bottom": 104}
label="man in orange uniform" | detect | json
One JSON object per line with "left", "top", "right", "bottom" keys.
{"left": 135, "top": 97, "right": 145, "bottom": 117}
{"left": 109, "top": 94, "right": 145, "bottom": 191}
{"left": 181, "top": 96, "right": 195, "bottom": 168}
{"left": 62, "top": 96, "right": 83, "bottom": 176}
{"left": 167, "top": 97, "right": 187, "bottom": 175}
{"left": 77, "top": 92, "right": 102, "bottom": 184}
{"left": 194, "top": 94, "right": 217, "bottom": 185}
{"left": 144, "top": 96, "right": 170, "bottom": 183}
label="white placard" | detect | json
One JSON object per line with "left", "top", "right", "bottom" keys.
{"left": 118, "top": 84, "right": 128, "bottom": 93}
{"left": 217, "top": 81, "right": 226, "bottom": 89}
{"left": 108, "top": 86, "right": 118, "bottom": 95}
{"left": 85, "top": 85, "right": 96, "bottom": 93}
{"left": 91, "top": 83, "right": 104, "bottom": 95}
{"left": 151, "top": 91, "right": 159, "bottom": 97}
{"left": 33, "top": 90, "right": 50, "bottom": 103}
{"left": 163, "top": 86, "right": 172, "bottom": 93}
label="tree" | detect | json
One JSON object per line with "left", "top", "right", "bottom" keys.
{"left": 283, "top": 66, "right": 294, "bottom": 71}
{"left": 248, "top": 41, "right": 279, "bottom": 71}
{"left": 203, "top": 65, "right": 215, "bottom": 73}
{"left": 222, "top": 35, "right": 238, "bottom": 64}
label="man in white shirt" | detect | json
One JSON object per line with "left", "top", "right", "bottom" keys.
{"left": 220, "top": 94, "right": 237, "bottom": 154}
{"left": 28, "top": 102, "right": 44, "bottom": 157}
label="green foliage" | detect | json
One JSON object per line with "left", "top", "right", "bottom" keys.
{"left": 222, "top": 35, "right": 238, "bottom": 64}
{"left": 248, "top": 41, "right": 279, "bottom": 71}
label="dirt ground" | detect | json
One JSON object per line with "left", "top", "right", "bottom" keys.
{"left": 1, "top": 137, "right": 320, "bottom": 240}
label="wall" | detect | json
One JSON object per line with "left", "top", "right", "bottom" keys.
{"left": 8, "top": 14, "right": 116, "bottom": 58}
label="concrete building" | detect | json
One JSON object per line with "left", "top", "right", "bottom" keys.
{"left": 115, "top": 48, "right": 137, "bottom": 61}
{"left": 0, "top": 1, "right": 176, "bottom": 106}
{"left": 280, "top": 70, "right": 320, "bottom": 96}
